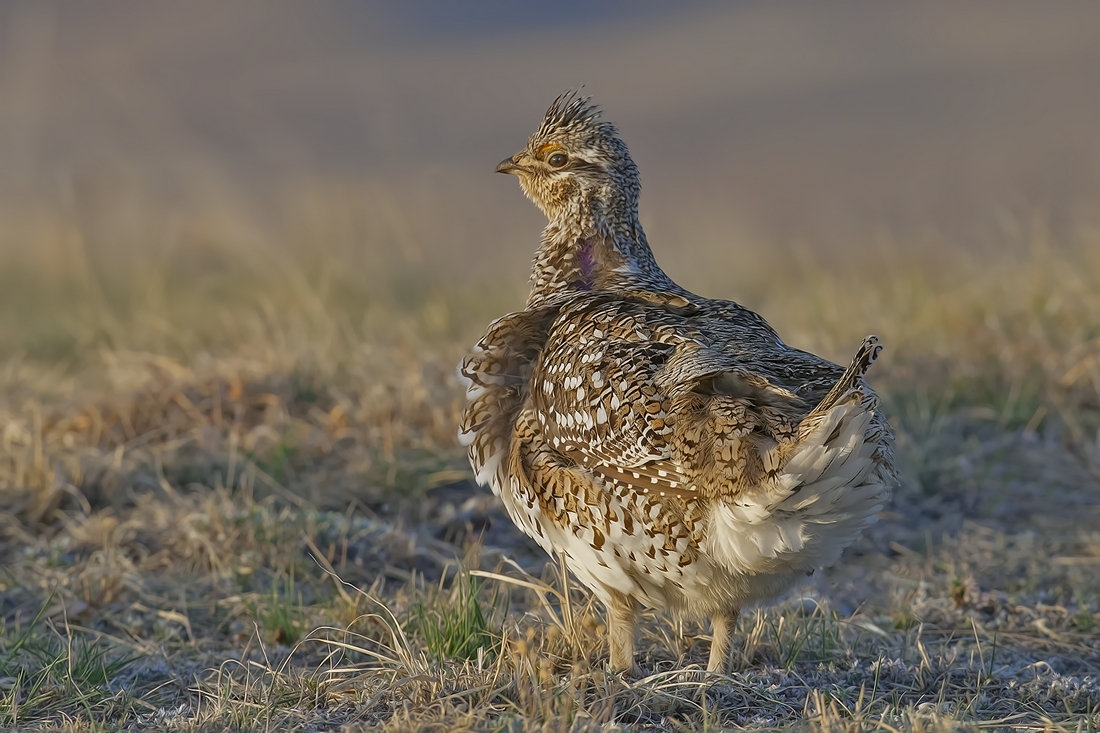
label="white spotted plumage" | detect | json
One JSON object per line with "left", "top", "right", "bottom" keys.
{"left": 460, "top": 92, "right": 898, "bottom": 674}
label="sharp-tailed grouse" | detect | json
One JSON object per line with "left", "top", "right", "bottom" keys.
{"left": 459, "top": 92, "right": 897, "bottom": 674}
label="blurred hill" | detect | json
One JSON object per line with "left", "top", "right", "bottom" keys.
{"left": 2, "top": 0, "right": 1100, "bottom": 289}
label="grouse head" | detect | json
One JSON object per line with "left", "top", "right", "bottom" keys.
{"left": 496, "top": 91, "right": 640, "bottom": 231}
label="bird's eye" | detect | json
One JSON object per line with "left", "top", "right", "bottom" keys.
{"left": 548, "top": 152, "right": 568, "bottom": 168}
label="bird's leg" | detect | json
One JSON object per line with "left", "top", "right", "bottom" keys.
{"left": 707, "top": 609, "right": 740, "bottom": 673}
{"left": 605, "top": 591, "right": 639, "bottom": 676}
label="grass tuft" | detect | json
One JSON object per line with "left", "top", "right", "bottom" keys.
{"left": 0, "top": 613, "right": 140, "bottom": 727}
{"left": 413, "top": 571, "right": 501, "bottom": 663}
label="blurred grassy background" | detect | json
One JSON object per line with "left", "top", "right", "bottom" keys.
{"left": 2, "top": 1, "right": 1100, "bottom": 364}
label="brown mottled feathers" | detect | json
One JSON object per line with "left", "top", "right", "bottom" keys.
{"left": 522, "top": 293, "right": 890, "bottom": 501}
{"left": 460, "top": 94, "right": 897, "bottom": 670}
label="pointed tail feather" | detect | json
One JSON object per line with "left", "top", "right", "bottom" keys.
{"left": 807, "top": 336, "right": 882, "bottom": 418}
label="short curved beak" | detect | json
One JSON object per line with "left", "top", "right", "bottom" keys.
{"left": 495, "top": 155, "right": 525, "bottom": 175}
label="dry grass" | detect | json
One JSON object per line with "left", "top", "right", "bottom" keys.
{"left": 1, "top": 211, "right": 1099, "bottom": 731}
{"left": 4, "top": 4, "right": 1100, "bottom": 729}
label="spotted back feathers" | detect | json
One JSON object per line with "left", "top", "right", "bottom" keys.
{"left": 461, "top": 94, "right": 898, "bottom": 624}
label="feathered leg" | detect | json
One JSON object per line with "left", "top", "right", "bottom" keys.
{"left": 707, "top": 609, "right": 740, "bottom": 673}
{"left": 606, "top": 591, "right": 639, "bottom": 676}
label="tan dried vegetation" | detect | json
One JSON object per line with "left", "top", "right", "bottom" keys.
{"left": 1, "top": 203, "right": 1099, "bottom": 731}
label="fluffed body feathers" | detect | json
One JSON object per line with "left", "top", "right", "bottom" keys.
{"left": 461, "top": 92, "right": 897, "bottom": 672}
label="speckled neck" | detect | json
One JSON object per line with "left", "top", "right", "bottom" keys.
{"left": 525, "top": 191, "right": 675, "bottom": 307}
